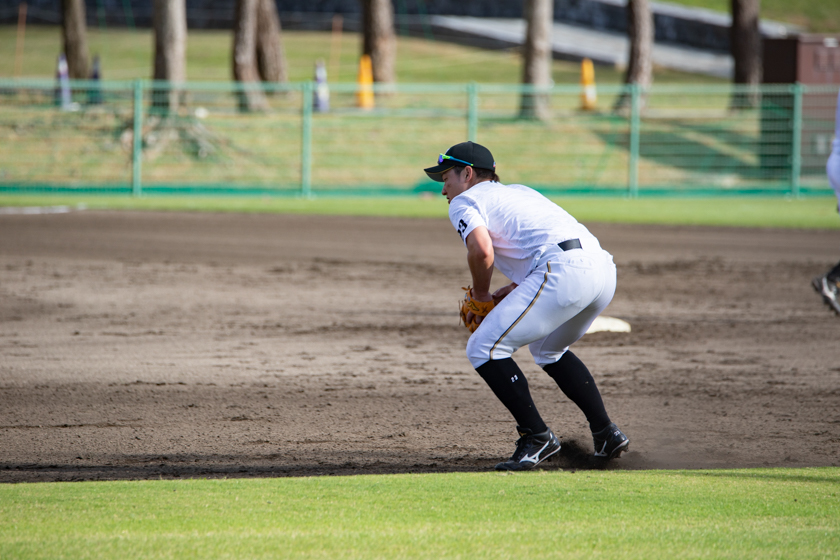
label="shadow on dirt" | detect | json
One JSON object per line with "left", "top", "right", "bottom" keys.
{"left": 550, "top": 439, "right": 624, "bottom": 471}
{"left": 0, "top": 439, "right": 628, "bottom": 483}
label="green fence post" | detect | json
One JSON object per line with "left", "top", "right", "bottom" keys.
{"left": 467, "top": 82, "right": 478, "bottom": 142}
{"left": 131, "top": 79, "right": 143, "bottom": 197}
{"left": 301, "top": 81, "right": 313, "bottom": 198}
{"left": 628, "top": 83, "right": 641, "bottom": 198}
{"left": 790, "top": 83, "right": 803, "bottom": 198}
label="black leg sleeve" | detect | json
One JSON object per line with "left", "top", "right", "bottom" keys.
{"left": 827, "top": 260, "right": 840, "bottom": 281}
{"left": 543, "top": 350, "right": 611, "bottom": 433}
{"left": 476, "top": 358, "right": 548, "bottom": 434}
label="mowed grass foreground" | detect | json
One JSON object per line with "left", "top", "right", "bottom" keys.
{"left": 2, "top": 194, "right": 839, "bottom": 229}
{"left": 1, "top": 469, "right": 838, "bottom": 559}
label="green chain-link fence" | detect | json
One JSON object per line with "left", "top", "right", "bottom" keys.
{"left": 0, "top": 79, "right": 836, "bottom": 197}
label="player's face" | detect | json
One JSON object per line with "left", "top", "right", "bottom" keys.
{"left": 441, "top": 167, "right": 470, "bottom": 204}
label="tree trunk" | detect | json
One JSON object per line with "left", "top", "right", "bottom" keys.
{"left": 256, "top": 0, "right": 288, "bottom": 88}
{"left": 519, "top": 0, "right": 553, "bottom": 120}
{"left": 60, "top": 0, "right": 89, "bottom": 80}
{"left": 232, "top": 0, "right": 268, "bottom": 111}
{"left": 614, "top": 0, "right": 653, "bottom": 113}
{"left": 361, "top": 0, "right": 396, "bottom": 84}
{"left": 152, "top": 0, "right": 187, "bottom": 113}
{"left": 730, "top": 0, "right": 761, "bottom": 109}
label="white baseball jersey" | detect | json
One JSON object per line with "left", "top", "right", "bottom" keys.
{"left": 448, "top": 181, "right": 617, "bottom": 369}
{"left": 448, "top": 181, "right": 601, "bottom": 285}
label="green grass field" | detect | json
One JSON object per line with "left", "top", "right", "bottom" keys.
{"left": 666, "top": 0, "right": 839, "bottom": 34}
{"left": 1, "top": 194, "right": 839, "bottom": 229}
{"left": 2, "top": 469, "right": 838, "bottom": 559}
{"left": 1, "top": 13, "right": 838, "bottom": 557}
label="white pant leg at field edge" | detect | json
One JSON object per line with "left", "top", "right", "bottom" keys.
{"left": 827, "top": 145, "right": 840, "bottom": 210}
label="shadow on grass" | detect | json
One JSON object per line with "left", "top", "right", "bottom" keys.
{"left": 588, "top": 116, "right": 794, "bottom": 183}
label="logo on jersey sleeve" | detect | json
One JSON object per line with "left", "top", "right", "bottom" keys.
{"left": 457, "top": 219, "right": 468, "bottom": 241}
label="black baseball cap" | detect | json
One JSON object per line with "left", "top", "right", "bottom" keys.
{"left": 423, "top": 141, "right": 496, "bottom": 182}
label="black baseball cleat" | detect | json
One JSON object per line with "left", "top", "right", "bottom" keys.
{"left": 811, "top": 275, "right": 840, "bottom": 315}
{"left": 592, "top": 423, "right": 629, "bottom": 459}
{"left": 494, "top": 426, "right": 561, "bottom": 471}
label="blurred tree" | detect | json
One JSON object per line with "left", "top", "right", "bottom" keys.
{"left": 520, "top": 0, "right": 553, "bottom": 120}
{"left": 730, "top": 0, "right": 761, "bottom": 109}
{"left": 233, "top": 0, "right": 268, "bottom": 111}
{"left": 60, "top": 0, "right": 89, "bottom": 79}
{"left": 361, "top": 0, "right": 396, "bottom": 84}
{"left": 614, "top": 0, "right": 653, "bottom": 113}
{"left": 152, "top": 0, "right": 187, "bottom": 113}
{"left": 256, "top": 0, "right": 288, "bottom": 87}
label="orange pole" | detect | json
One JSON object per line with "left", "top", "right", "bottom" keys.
{"left": 14, "top": 2, "right": 27, "bottom": 78}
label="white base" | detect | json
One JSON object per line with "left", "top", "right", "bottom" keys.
{"left": 586, "top": 316, "right": 631, "bottom": 334}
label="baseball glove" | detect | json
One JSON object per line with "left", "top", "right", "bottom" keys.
{"left": 459, "top": 286, "right": 495, "bottom": 333}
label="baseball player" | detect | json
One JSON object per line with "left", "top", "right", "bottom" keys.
{"left": 812, "top": 87, "right": 840, "bottom": 315}
{"left": 424, "top": 141, "right": 629, "bottom": 471}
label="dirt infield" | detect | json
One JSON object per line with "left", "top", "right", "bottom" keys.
{"left": 1, "top": 210, "right": 839, "bottom": 482}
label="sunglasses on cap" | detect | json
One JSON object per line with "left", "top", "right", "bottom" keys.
{"left": 438, "top": 154, "right": 474, "bottom": 166}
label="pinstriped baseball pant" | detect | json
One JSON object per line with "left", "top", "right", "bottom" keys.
{"left": 466, "top": 246, "right": 617, "bottom": 369}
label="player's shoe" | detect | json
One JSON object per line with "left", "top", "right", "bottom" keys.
{"left": 592, "top": 423, "right": 629, "bottom": 459}
{"left": 494, "top": 426, "right": 560, "bottom": 471}
{"left": 811, "top": 275, "right": 840, "bottom": 315}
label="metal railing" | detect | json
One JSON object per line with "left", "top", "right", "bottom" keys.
{"left": 0, "top": 79, "right": 836, "bottom": 197}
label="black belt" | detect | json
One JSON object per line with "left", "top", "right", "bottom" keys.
{"left": 558, "top": 238, "right": 582, "bottom": 251}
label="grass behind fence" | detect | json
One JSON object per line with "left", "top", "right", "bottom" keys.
{"left": 1, "top": 27, "right": 836, "bottom": 196}
{"left": 0, "top": 27, "right": 724, "bottom": 85}
{"left": 665, "top": 0, "right": 839, "bottom": 34}
{"left": 2, "top": 83, "right": 836, "bottom": 195}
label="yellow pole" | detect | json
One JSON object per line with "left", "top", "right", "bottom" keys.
{"left": 357, "top": 54, "right": 374, "bottom": 109}
{"left": 580, "top": 58, "right": 597, "bottom": 111}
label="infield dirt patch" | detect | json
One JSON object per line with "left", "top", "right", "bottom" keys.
{"left": 1, "top": 210, "right": 839, "bottom": 482}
